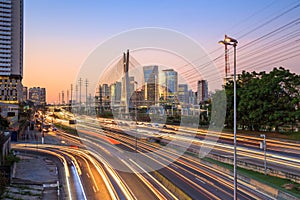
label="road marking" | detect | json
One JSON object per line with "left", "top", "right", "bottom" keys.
{"left": 172, "top": 164, "right": 178, "bottom": 169}
{"left": 93, "top": 186, "right": 96, "bottom": 193}
{"left": 196, "top": 177, "right": 206, "bottom": 184}
{"left": 86, "top": 173, "right": 90, "bottom": 178}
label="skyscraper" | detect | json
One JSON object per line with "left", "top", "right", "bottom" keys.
{"left": 0, "top": 0, "right": 23, "bottom": 103}
{"left": 197, "top": 80, "right": 208, "bottom": 104}
{"left": 178, "top": 84, "right": 188, "bottom": 104}
{"left": 110, "top": 81, "right": 121, "bottom": 106}
{"left": 101, "top": 84, "right": 110, "bottom": 110}
{"left": 161, "top": 69, "right": 178, "bottom": 101}
{"left": 143, "top": 65, "right": 158, "bottom": 104}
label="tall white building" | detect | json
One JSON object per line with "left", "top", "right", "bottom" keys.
{"left": 0, "top": 0, "right": 23, "bottom": 103}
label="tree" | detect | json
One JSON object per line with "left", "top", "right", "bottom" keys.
{"left": 261, "top": 67, "right": 300, "bottom": 132}
{"left": 225, "top": 67, "right": 300, "bottom": 132}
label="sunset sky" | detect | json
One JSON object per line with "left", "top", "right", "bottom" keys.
{"left": 23, "top": 0, "right": 300, "bottom": 103}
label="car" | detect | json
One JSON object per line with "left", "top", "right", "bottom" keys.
{"left": 169, "top": 126, "right": 178, "bottom": 131}
{"left": 153, "top": 123, "right": 159, "bottom": 128}
{"left": 69, "top": 119, "right": 77, "bottom": 124}
{"left": 42, "top": 124, "right": 51, "bottom": 132}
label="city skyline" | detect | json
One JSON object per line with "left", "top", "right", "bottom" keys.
{"left": 97, "top": 65, "right": 207, "bottom": 110}
{"left": 23, "top": 0, "right": 300, "bottom": 103}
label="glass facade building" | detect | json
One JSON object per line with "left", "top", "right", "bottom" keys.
{"left": 143, "top": 65, "right": 158, "bottom": 103}
{"left": 161, "top": 69, "right": 178, "bottom": 101}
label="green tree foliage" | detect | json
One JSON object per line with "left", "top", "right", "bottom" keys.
{"left": 225, "top": 67, "right": 300, "bottom": 132}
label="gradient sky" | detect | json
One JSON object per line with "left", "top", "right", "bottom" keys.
{"left": 23, "top": 0, "right": 300, "bottom": 103}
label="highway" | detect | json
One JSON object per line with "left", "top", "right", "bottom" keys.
{"left": 13, "top": 129, "right": 166, "bottom": 199}
{"left": 57, "top": 117, "right": 277, "bottom": 199}
{"left": 115, "top": 120, "right": 300, "bottom": 175}
{"left": 16, "top": 113, "right": 299, "bottom": 199}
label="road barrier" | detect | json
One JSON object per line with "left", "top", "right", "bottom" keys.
{"left": 208, "top": 153, "right": 300, "bottom": 184}
{"left": 152, "top": 171, "right": 192, "bottom": 200}
{"left": 158, "top": 138, "right": 299, "bottom": 199}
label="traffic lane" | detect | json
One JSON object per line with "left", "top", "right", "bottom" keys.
{"left": 104, "top": 132, "right": 232, "bottom": 199}
{"left": 76, "top": 155, "right": 112, "bottom": 200}
{"left": 78, "top": 122, "right": 270, "bottom": 199}
{"left": 104, "top": 131, "right": 271, "bottom": 200}
{"left": 157, "top": 167, "right": 215, "bottom": 200}
{"left": 77, "top": 131, "right": 160, "bottom": 200}
{"left": 117, "top": 171, "right": 160, "bottom": 200}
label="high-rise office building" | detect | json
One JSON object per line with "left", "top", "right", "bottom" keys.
{"left": 0, "top": 0, "right": 23, "bottom": 103}
{"left": 28, "top": 87, "right": 46, "bottom": 105}
{"left": 161, "top": 69, "right": 178, "bottom": 101}
{"left": 110, "top": 81, "right": 122, "bottom": 106}
{"left": 188, "top": 89, "right": 196, "bottom": 105}
{"left": 100, "top": 84, "right": 110, "bottom": 110}
{"left": 197, "top": 80, "right": 208, "bottom": 104}
{"left": 22, "top": 86, "right": 27, "bottom": 100}
{"left": 178, "top": 84, "right": 188, "bottom": 104}
{"left": 143, "top": 65, "right": 158, "bottom": 103}
{"left": 102, "top": 84, "right": 110, "bottom": 98}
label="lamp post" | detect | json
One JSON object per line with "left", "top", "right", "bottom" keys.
{"left": 219, "top": 34, "right": 238, "bottom": 200}
{"left": 260, "top": 134, "right": 267, "bottom": 175}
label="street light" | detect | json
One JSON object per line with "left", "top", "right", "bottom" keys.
{"left": 219, "top": 34, "right": 238, "bottom": 200}
{"left": 260, "top": 134, "right": 267, "bottom": 175}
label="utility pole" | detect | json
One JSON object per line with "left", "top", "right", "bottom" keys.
{"left": 67, "top": 90, "right": 69, "bottom": 105}
{"left": 62, "top": 90, "right": 65, "bottom": 105}
{"left": 85, "top": 79, "right": 88, "bottom": 114}
{"left": 99, "top": 85, "right": 103, "bottom": 114}
{"left": 70, "top": 84, "right": 73, "bottom": 105}
{"left": 58, "top": 93, "right": 61, "bottom": 105}
{"left": 75, "top": 84, "right": 78, "bottom": 104}
{"left": 79, "top": 78, "right": 82, "bottom": 112}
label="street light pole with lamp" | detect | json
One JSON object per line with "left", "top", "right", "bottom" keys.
{"left": 260, "top": 134, "right": 267, "bottom": 175}
{"left": 219, "top": 34, "right": 238, "bottom": 200}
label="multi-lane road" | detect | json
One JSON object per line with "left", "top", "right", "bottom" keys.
{"left": 12, "top": 115, "right": 300, "bottom": 199}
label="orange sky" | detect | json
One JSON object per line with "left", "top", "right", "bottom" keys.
{"left": 23, "top": 1, "right": 300, "bottom": 104}
{"left": 23, "top": 36, "right": 100, "bottom": 103}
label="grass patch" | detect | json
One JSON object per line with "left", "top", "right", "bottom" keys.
{"left": 54, "top": 123, "right": 78, "bottom": 135}
{"left": 202, "top": 157, "right": 300, "bottom": 198}
{"left": 221, "top": 128, "right": 300, "bottom": 141}
{"left": 287, "top": 132, "right": 300, "bottom": 141}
